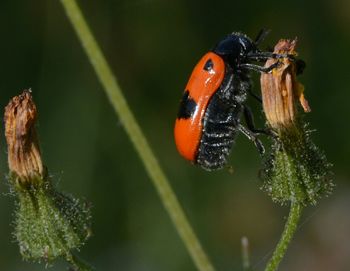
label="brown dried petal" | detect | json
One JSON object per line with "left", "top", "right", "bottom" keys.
{"left": 260, "top": 39, "right": 310, "bottom": 129}
{"left": 4, "top": 90, "right": 44, "bottom": 185}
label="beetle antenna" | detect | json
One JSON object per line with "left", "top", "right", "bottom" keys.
{"left": 255, "top": 29, "right": 271, "bottom": 46}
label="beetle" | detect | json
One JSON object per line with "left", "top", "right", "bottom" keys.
{"left": 174, "top": 31, "right": 290, "bottom": 170}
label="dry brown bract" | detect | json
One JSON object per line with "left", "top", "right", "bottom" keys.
{"left": 4, "top": 90, "right": 44, "bottom": 185}
{"left": 260, "top": 39, "right": 311, "bottom": 129}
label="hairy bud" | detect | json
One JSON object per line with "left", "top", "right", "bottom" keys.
{"left": 4, "top": 90, "right": 92, "bottom": 267}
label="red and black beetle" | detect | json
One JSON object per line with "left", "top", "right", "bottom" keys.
{"left": 174, "top": 31, "right": 288, "bottom": 170}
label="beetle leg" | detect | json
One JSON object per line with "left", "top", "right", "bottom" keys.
{"left": 239, "top": 106, "right": 267, "bottom": 154}
{"left": 238, "top": 106, "right": 279, "bottom": 154}
{"left": 238, "top": 124, "right": 265, "bottom": 155}
{"left": 243, "top": 106, "right": 267, "bottom": 134}
{"left": 239, "top": 62, "right": 281, "bottom": 73}
{"left": 243, "top": 106, "right": 278, "bottom": 138}
{"left": 247, "top": 53, "right": 305, "bottom": 76}
{"left": 248, "top": 88, "right": 262, "bottom": 103}
{"left": 247, "top": 52, "right": 295, "bottom": 62}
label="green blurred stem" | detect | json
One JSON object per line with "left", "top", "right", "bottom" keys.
{"left": 67, "top": 252, "right": 94, "bottom": 271}
{"left": 264, "top": 201, "right": 303, "bottom": 271}
{"left": 241, "top": 236, "right": 251, "bottom": 271}
{"left": 59, "top": 1, "right": 215, "bottom": 271}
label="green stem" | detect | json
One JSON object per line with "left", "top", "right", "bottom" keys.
{"left": 59, "top": 1, "right": 215, "bottom": 271}
{"left": 66, "top": 252, "right": 94, "bottom": 271}
{"left": 241, "top": 236, "right": 251, "bottom": 271}
{"left": 264, "top": 201, "right": 303, "bottom": 271}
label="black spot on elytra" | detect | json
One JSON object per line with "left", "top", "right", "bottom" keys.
{"left": 177, "top": 90, "right": 197, "bottom": 119}
{"left": 203, "top": 59, "right": 214, "bottom": 71}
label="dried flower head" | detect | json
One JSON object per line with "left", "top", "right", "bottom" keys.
{"left": 4, "top": 90, "right": 44, "bottom": 186}
{"left": 260, "top": 39, "right": 311, "bottom": 130}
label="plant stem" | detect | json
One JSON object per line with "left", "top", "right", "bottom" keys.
{"left": 59, "top": 1, "right": 216, "bottom": 271}
{"left": 241, "top": 236, "right": 251, "bottom": 271}
{"left": 264, "top": 201, "right": 303, "bottom": 271}
{"left": 66, "top": 252, "right": 94, "bottom": 271}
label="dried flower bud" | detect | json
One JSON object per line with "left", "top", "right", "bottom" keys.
{"left": 260, "top": 40, "right": 333, "bottom": 205}
{"left": 4, "top": 90, "right": 44, "bottom": 186}
{"left": 260, "top": 39, "right": 311, "bottom": 129}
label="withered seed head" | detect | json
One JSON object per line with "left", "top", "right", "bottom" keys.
{"left": 260, "top": 39, "right": 311, "bottom": 129}
{"left": 4, "top": 90, "right": 44, "bottom": 186}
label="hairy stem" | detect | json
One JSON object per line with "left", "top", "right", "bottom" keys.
{"left": 59, "top": 1, "right": 215, "bottom": 271}
{"left": 264, "top": 201, "right": 303, "bottom": 271}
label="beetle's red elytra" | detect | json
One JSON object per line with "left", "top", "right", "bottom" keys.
{"left": 174, "top": 52, "right": 225, "bottom": 161}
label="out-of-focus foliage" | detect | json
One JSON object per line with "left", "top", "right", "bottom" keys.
{"left": 0, "top": 0, "right": 349, "bottom": 270}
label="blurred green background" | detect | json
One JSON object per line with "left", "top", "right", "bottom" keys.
{"left": 0, "top": 0, "right": 349, "bottom": 270}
